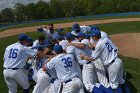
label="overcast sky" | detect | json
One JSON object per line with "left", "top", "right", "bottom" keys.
{"left": 0, "top": 0, "right": 50, "bottom": 10}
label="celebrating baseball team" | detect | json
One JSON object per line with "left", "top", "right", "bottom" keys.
{"left": 3, "top": 23, "right": 131, "bottom": 93}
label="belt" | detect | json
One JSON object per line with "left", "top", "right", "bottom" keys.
{"left": 108, "top": 59, "right": 116, "bottom": 66}
{"left": 64, "top": 79, "right": 72, "bottom": 84}
{"left": 114, "top": 49, "right": 117, "bottom": 52}
{"left": 4, "top": 68, "right": 19, "bottom": 70}
{"left": 46, "top": 72, "right": 51, "bottom": 77}
{"left": 86, "top": 61, "right": 91, "bottom": 64}
{"left": 64, "top": 76, "right": 78, "bottom": 84}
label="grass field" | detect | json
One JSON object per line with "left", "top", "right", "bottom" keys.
{"left": 0, "top": 14, "right": 140, "bottom": 32}
{"left": 0, "top": 21, "right": 140, "bottom": 93}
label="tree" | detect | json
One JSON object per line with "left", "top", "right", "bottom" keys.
{"left": 49, "top": 0, "right": 64, "bottom": 18}
{"left": 14, "top": 3, "right": 26, "bottom": 22}
{"left": 25, "top": 3, "right": 36, "bottom": 20}
{"left": 1, "top": 8, "right": 14, "bottom": 23}
{"left": 35, "top": 1, "right": 50, "bottom": 19}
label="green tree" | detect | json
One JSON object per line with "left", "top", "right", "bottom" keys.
{"left": 49, "top": 0, "right": 64, "bottom": 18}
{"left": 25, "top": 3, "right": 36, "bottom": 20}
{"left": 35, "top": 1, "right": 50, "bottom": 19}
{"left": 1, "top": 8, "right": 14, "bottom": 23}
{"left": 14, "top": 3, "right": 26, "bottom": 22}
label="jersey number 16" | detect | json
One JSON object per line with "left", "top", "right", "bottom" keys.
{"left": 8, "top": 48, "right": 18, "bottom": 59}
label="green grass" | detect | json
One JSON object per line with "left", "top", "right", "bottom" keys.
{"left": 1, "top": 21, "right": 140, "bottom": 92}
{"left": 0, "top": 14, "right": 140, "bottom": 32}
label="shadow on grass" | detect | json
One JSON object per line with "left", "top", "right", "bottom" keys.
{"left": 126, "top": 71, "right": 137, "bottom": 93}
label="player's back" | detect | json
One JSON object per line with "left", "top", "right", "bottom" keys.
{"left": 94, "top": 38, "right": 118, "bottom": 65}
{"left": 51, "top": 53, "right": 78, "bottom": 82}
{"left": 4, "top": 42, "right": 34, "bottom": 68}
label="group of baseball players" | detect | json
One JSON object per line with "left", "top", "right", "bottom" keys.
{"left": 3, "top": 23, "right": 131, "bottom": 93}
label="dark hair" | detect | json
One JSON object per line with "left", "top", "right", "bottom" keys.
{"left": 48, "top": 24, "right": 54, "bottom": 26}
{"left": 38, "top": 36, "right": 45, "bottom": 41}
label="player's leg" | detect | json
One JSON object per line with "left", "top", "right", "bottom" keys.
{"left": 3, "top": 69, "right": 17, "bottom": 93}
{"left": 108, "top": 58, "right": 124, "bottom": 93}
{"left": 62, "top": 77, "right": 84, "bottom": 93}
{"left": 118, "top": 58, "right": 131, "bottom": 93}
{"left": 32, "top": 68, "right": 52, "bottom": 93}
{"left": 14, "top": 69, "right": 30, "bottom": 93}
{"left": 82, "top": 63, "right": 96, "bottom": 92}
{"left": 93, "top": 58, "right": 110, "bottom": 88}
{"left": 75, "top": 61, "right": 82, "bottom": 81}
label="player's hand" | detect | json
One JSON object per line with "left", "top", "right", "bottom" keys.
{"left": 68, "top": 43, "right": 72, "bottom": 46}
{"left": 80, "top": 53, "right": 85, "bottom": 60}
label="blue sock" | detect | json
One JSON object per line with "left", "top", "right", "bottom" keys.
{"left": 121, "top": 83, "right": 131, "bottom": 93}
{"left": 23, "top": 89, "right": 29, "bottom": 93}
{"left": 99, "top": 85, "right": 114, "bottom": 93}
{"left": 115, "top": 86, "right": 123, "bottom": 93}
{"left": 92, "top": 86, "right": 104, "bottom": 93}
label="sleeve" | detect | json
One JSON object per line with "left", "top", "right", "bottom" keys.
{"left": 46, "top": 58, "right": 56, "bottom": 71}
{"left": 91, "top": 43, "right": 102, "bottom": 59}
{"left": 80, "top": 26, "right": 91, "bottom": 33}
{"left": 59, "top": 40, "right": 68, "bottom": 50}
{"left": 81, "top": 39, "right": 89, "bottom": 47}
{"left": 24, "top": 47, "right": 37, "bottom": 58}
{"left": 66, "top": 46, "right": 74, "bottom": 54}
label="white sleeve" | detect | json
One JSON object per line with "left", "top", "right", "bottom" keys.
{"left": 81, "top": 39, "right": 89, "bottom": 47}
{"left": 91, "top": 43, "right": 102, "bottom": 59}
{"left": 46, "top": 58, "right": 56, "bottom": 70}
{"left": 66, "top": 46, "right": 74, "bottom": 54}
{"left": 24, "top": 47, "right": 37, "bottom": 57}
{"left": 80, "top": 26, "right": 91, "bottom": 33}
{"left": 59, "top": 40, "right": 68, "bottom": 50}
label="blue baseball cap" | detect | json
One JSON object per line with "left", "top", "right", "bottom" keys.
{"left": 54, "top": 45, "right": 63, "bottom": 53}
{"left": 77, "top": 32, "right": 85, "bottom": 37}
{"left": 91, "top": 26, "right": 100, "bottom": 32}
{"left": 72, "top": 23, "right": 80, "bottom": 31}
{"left": 52, "top": 34, "right": 62, "bottom": 40}
{"left": 27, "top": 37, "right": 33, "bottom": 43}
{"left": 85, "top": 34, "right": 91, "bottom": 39}
{"left": 57, "top": 28, "right": 63, "bottom": 33}
{"left": 65, "top": 32, "right": 74, "bottom": 39}
{"left": 18, "top": 34, "right": 28, "bottom": 41}
{"left": 90, "top": 30, "right": 101, "bottom": 37}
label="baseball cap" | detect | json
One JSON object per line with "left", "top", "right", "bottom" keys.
{"left": 72, "top": 23, "right": 80, "bottom": 31}
{"left": 53, "top": 34, "right": 62, "bottom": 40}
{"left": 57, "top": 28, "right": 63, "bottom": 33}
{"left": 18, "top": 34, "right": 28, "bottom": 41}
{"left": 54, "top": 45, "right": 63, "bottom": 53}
{"left": 90, "top": 29, "right": 101, "bottom": 37}
{"left": 65, "top": 32, "right": 74, "bottom": 39}
{"left": 91, "top": 25, "right": 100, "bottom": 31}
{"left": 27, "top": 37, "right": 33, "bottom": 43}
{"left": 77, "top": 32, "right": 85, "bottom": 37}
{"left": 85, "top": 34, "right": 91, "bottom": 39}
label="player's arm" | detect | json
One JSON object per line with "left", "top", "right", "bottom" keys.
{"left": 69, "top": 43, "right": 85, "bottom": 49}
{"left": 80, "top": 53, "right": 95, "bottom": 61}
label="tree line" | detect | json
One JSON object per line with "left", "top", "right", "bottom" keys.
{"left": 0, "top": 0, "right": 140, "bottom": 24}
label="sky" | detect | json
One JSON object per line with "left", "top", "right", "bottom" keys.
{"left": 0, "top": 0, "right": 50, "bottom": 10}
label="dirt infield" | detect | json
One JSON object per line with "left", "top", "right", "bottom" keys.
{"left": 0, "top": 18, "right": 140, "bottom": 59}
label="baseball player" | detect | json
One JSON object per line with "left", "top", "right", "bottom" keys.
{"left": 3, "top": 34, "right": 44, "bottom": 93}
{"left": 43, "top": 45, "right": 85, "bottom": 93}
{"left": 68, "top": 32, "right": 111, "bottom": 93}
{"left": 32, "top": 36, "right": 45, "bottom": 49}
{"left": 37, "top": 24, "right": 55, "bottom": 41}
{"left": 71, "top": 23, "right": 91, "bottom": 36}
{"left": 32, "top": 44, "right": 62, "bottom": 93}
{"left": 80, "top": 30, "right": 126, "bottom": 93}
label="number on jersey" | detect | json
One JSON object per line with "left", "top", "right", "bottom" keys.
{"left": 62, "top": 57, "right": 72, "bottom": 68}
{"left": 105, "top": 42, "right": 113, "bottom": 52}
{"left": 8, "top": 48, "right": 18, "bottom": 58}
